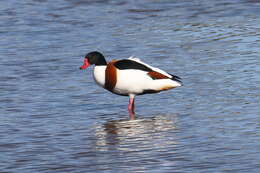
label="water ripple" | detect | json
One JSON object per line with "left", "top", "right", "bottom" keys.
{"left": 0, "top": 0, "right": 260, "bottom": 172}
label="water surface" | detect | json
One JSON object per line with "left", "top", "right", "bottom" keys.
{"left": 0, "top": 0, "right": 260, "bottom": 172}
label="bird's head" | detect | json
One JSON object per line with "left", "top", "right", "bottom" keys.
{"left": 80, "top": 51, "right": 107, "bottom": 70}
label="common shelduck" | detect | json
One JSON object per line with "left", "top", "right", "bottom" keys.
{"left": 80, "top": 51, "right": 182, "bottom": 120}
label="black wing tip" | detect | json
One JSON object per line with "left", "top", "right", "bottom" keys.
{"left": 169, "top": 73, "right": 182, "bottom": 84}
{"left": 170, "top": 73, "right": 181, "bottom": 79}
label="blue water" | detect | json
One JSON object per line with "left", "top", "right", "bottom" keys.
{"left": 1, "top": 0, "right": 260, "bottom": 172}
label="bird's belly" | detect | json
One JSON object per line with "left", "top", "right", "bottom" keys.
{"left": 114, "top": 70, "right": 179, "bottom": 95}
{"left": 114, "top": 70, "right": 154, "bottom": 95}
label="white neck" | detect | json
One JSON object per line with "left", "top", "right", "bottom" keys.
{"left": 93, "top": 65, "right": 106, "bottom": 88}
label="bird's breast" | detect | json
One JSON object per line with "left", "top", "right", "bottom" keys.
{"left": 93, "top": 66, "right": 106, "bottom": 88}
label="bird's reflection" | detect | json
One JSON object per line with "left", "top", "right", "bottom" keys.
{"left": 94, "top": 115, "right": 179, "bottom": 151}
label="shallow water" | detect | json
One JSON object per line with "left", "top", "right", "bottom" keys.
{"left": 1, "top": 0, "right": 260, "bottom": 172}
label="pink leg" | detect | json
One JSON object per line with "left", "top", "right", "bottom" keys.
{"left": 128, "top": 97, "right": 135, "bottom": 120}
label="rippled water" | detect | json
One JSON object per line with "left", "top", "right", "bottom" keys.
{"left": 1, "top": 0, "right": 260, "bottom": 172}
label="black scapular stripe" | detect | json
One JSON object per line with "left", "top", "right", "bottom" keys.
{"left": 114, "top": 59, "right": 153, "bottom": 72}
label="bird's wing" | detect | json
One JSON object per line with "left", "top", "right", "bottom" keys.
{"left": 128, "top": 56, "right": 172, "bottom": 78}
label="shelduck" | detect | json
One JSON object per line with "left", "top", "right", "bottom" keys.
{"left": 80, "top": 51, "right": 182, "bottom": 120}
